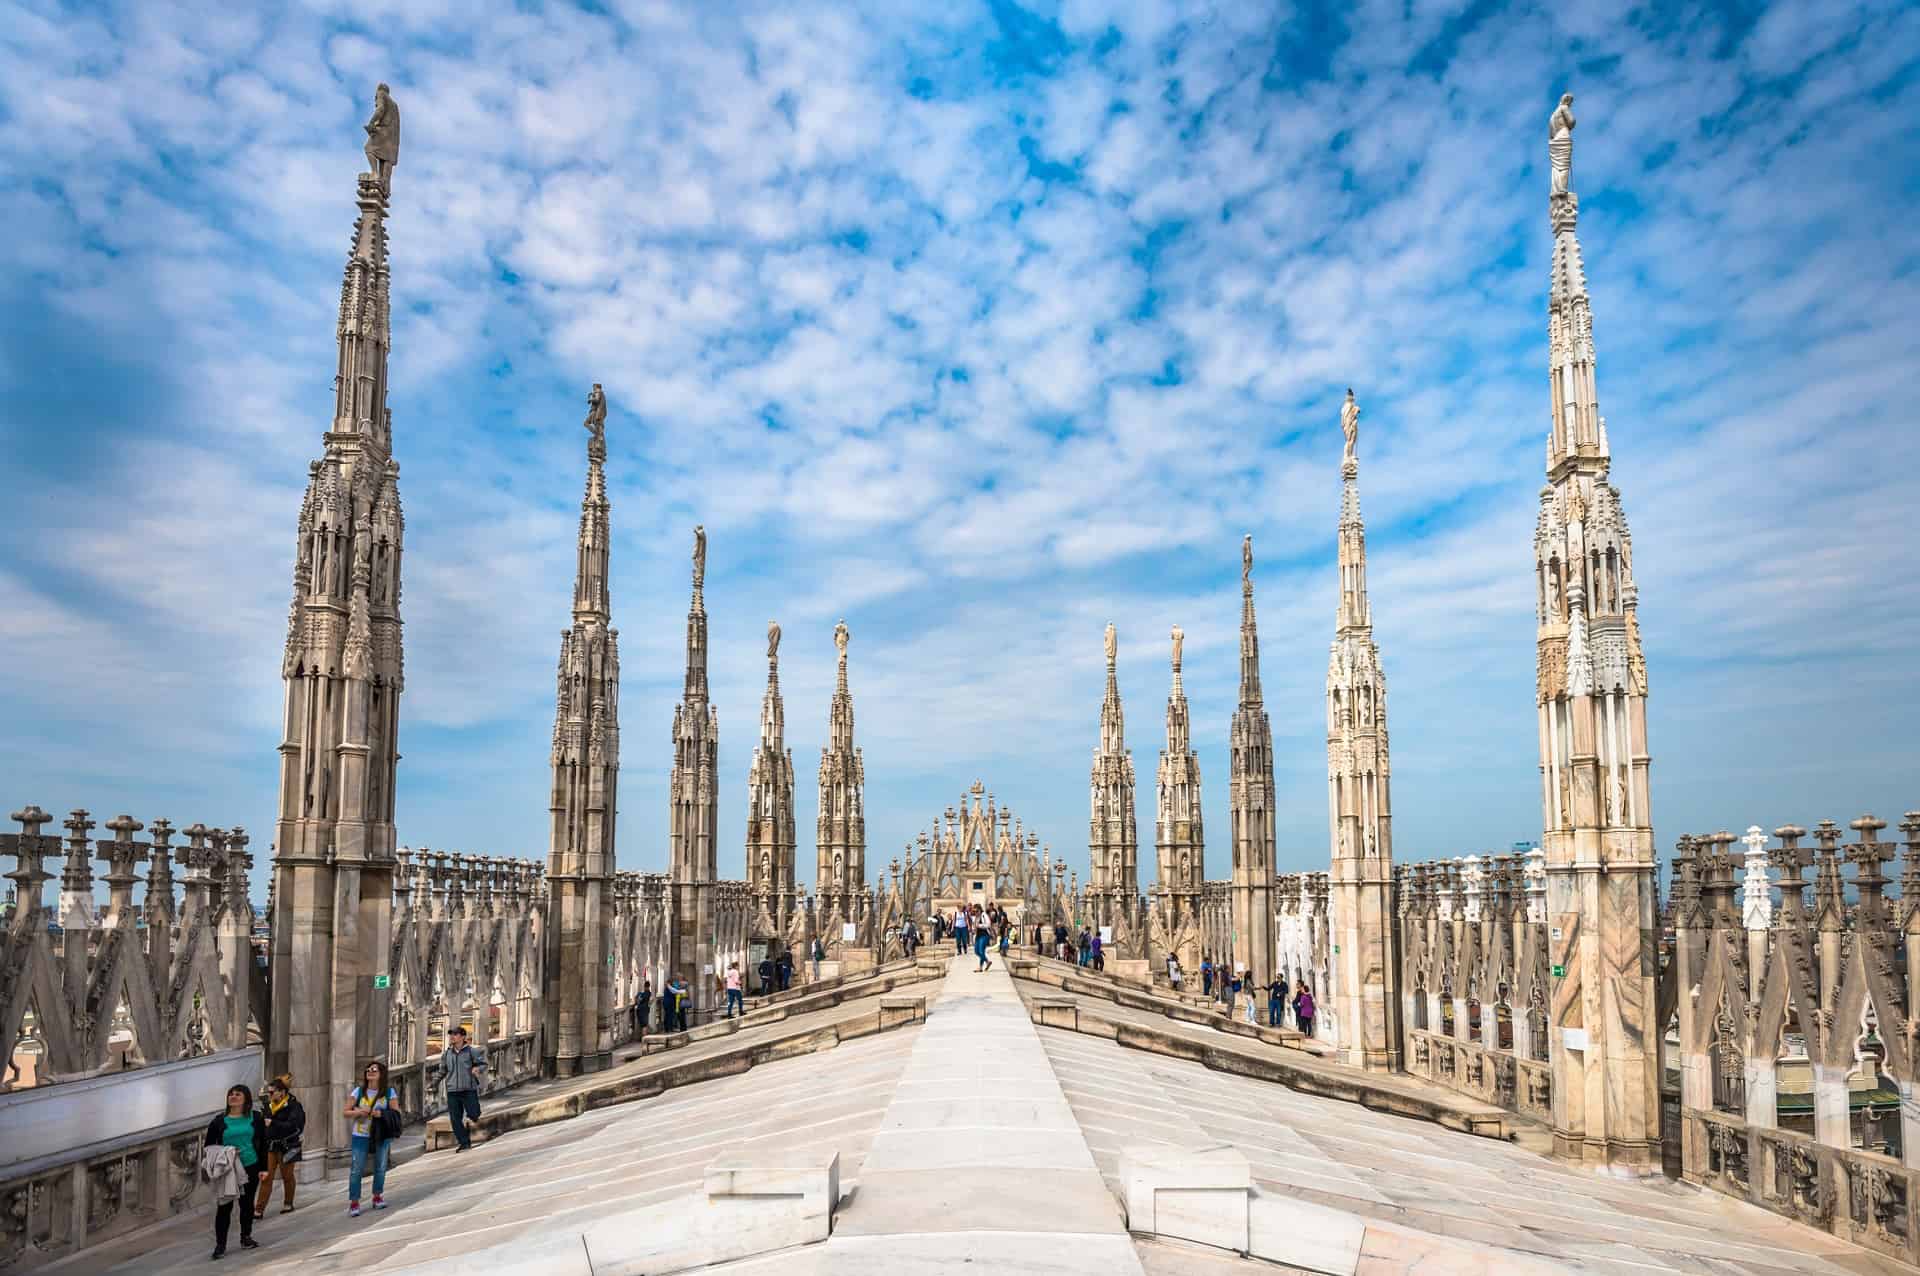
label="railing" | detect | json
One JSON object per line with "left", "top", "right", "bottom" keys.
{"left": 1392, "top": 849, "right": 1552, "bottom": 1123}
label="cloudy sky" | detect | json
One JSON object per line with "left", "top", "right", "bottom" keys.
{"left": 2, "top": 0, "right": 1915, "bottom": 898}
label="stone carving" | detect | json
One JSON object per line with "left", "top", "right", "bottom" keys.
{"left": 834, "top": 618, "right": 849, "bottom": 659}
{"left": 1549, "top": 92, "right": 1574, "bottom": 197}
{"left": 583, "top": 382, "right": 606, "bottom": 448}
{"left": 1242, "top": 534, "right": 1253, "bottom": 589}
{"left": 767, "top": 620, "right": 781, "bottom": 660}
{"left": 691, "top": 525, "right": 706, "bottom": 593}
{"left": 1340, "top": 387, "right": 1359, "bottom": 472}
{"left": 1169, "top": 625, "right": 1183, "bottom": 668}
{"left": 1103, "top": 621, "right": 1116, "bottom": 665}
{"left": 364, "top": 82, "right": 400, "bottom": 188}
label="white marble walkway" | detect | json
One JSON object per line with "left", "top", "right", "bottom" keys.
{"left": 726, "top": 952, "right": 1144, "bottom": 1274}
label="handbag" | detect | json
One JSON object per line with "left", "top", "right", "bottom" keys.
{"left": 282, "top": 1135, "right": 303, "bottom": 1165}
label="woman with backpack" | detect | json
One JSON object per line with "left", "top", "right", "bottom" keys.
{"left": 973, "top": 910, "right": 993, "bottom": 971}
{"left": 342, "top": 1059, "right": 399, "bottom": 1217}
{"left": 203, "top": 1082, "right": 267, "bottom": 1258}
{"left": 254, "top": 1074, "right": 305, "bottom": 1216}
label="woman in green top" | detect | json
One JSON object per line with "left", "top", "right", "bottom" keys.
{"left": 201, "top": 1084, "right": 267, "bottom": 1258}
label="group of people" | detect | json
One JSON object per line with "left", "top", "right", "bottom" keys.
{"left": 932, "top": 903, "right": 1011, "bottom": 970}
{"left": 1166, "top": 954, "right": 1316, "bottom": 1034}
{"left": 201, "top": 1027, "right": 488, "bottom": 1260}
{"left": 1043, "top": 922, "right": 1106, "bottom": 970}
{"left": 631, "top": 948, "right": 818, "bottom": 1037}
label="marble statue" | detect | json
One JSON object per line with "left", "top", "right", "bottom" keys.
{"left": 1242, "top": 534, "right": 1253, "bottom": 587}
{"left": 583, "top": 383, "right": 606, "bottom": 445}
{"left": 1341, "top": 388, "right": 1359, "bottom": 469}
{"left": 364, "top": 83, "right": 400, "bottom": 189}
{"left": 692, "top": 525, "right": 706, "bottom": 591}
{"left": 767, "top": 619, "right": 781, "bottom": 659}
{"left": 1549, "top": 93, "right": 1575, "bottom": 197}
{"left": 1170, "top": 624, "right": 1183, "bottom": 667}
{"left": 1104, "top": 621, "right": 1116, "bottom": 665}
{"left": 834, "top": 618, "right": 849, "bottom": 658}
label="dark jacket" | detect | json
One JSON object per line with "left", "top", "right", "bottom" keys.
{"left": 261, "top": 1095, "right": 306, "bottom": 1154}
{"left": 204, "top": 1110, "right": 269, "bottom": 1169}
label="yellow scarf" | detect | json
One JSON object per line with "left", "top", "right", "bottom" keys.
{"left": 269, "top": 1095, "right": 288, "bottom": 1115}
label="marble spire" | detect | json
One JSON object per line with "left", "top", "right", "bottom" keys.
{"left": 1229, "top": 536, "right": 1276, "bottom": 992}
{"left": 817, "top": 620, "right": 866, "bottom": 915}
{"left": 1326, "top": 389, "right": 1399, "bottom": 1070}
{"left": 669, "top": 525, "right": 719, "bottom": 1014}
{"left": 746, "top": 621, "right": 797, "bottom": 937}
{"left": 544, "top": 383, "right": 621, "bottom": 1076}
{"left": 1088, "top": 623, "right": 1139, "bottom": 931}
{"left": 1532, "top": 94, "right": 1660, "bottom": 1173}
{"left": 268, "top": 86, "right": 408, "bottom": 1143}
{"left": 1154, "top": 625, "right": 1204, "bottom": 962}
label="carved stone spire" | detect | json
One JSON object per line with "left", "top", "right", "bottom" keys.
{"left": 545, "top": 385, "right": 620, "bottom": 1076}
{"left": 268, "top": 89, "right": 408, "bottom": 1146}
{"left": 1532, "top": 96, "right": 1660, "bottom": 1174}
{"left": 1327, "top": 390, "right": 1398, "bottom": 1070}
{"left": 1088, "top": 623, "right": 1138, "bottom": 932}
{"left": 669, "top": 524, "right": 719, "bottom": 1014}
{"left": 817, "top": 620, "right": 865, "bottom": 913}
{"left": 1156, "top": 625, "right": 1203, "bottom": 907}
{"left": 747, "top": 620, "right": 796, "bottom": 937}
{"left": 1229, "top": 537, "right": 1275, "bottom": 991}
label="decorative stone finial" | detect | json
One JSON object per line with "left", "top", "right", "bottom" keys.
{"left": 1340, "top": 387, "right": 1359, "bottom": 477}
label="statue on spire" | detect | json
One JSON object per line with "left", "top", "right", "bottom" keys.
{"left": 767, "top": 619, "right": 781, "bottom": 660}
{"left": 1549, "top": 92, "right": 1575, "bottom": 197}
{"left": 834, "top": 619, "right": 849, "bottom": 660}
{"left": 1242, "top": 534, "right": 1253, "bottom": 589}
{"left": 692, "top": 525, "right": 706, "bottom": 593}
{"left": 364, "top": 83, "right": 400, "bottom": 190}
{"left": 1104, "top": 621, "right": 1117, "bottom": 666}
{"left": 1170, "top": 625, "right": 1183, "bottom": 669}
{"left": 583, "top": 383, "right": 606, "bottom": 449}
{"left": 1340, "top": 388, "right": 1360, "bottom": 473}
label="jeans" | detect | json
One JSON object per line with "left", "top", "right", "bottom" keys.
{"left": 215, "top": 1165, "right": 260, "bottom": 1248}
{"left": 955, "top": 930, "right": 967, "bottom": 954}
{"left": 1268, "top": 998, "right": 1283, "bottom": 1027}
{"left": 446, "top": 1088, "right": 481, "bottom": 1150}
{"left": 974, "top": 935, "right": 991, "bottom": 969}
{"left": 726, "top": 988, "right": 744, "bottom": 1017}
{"left": 254, "top": 1150, "right": 296, "bottom": 1212}
{"left": 1298, "top": 1016, "right": 1314, "bottom": 1038}
{"left": 349, "top": 1135, "right": 390, "bottom": 1203}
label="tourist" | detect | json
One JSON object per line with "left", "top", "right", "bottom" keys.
{"left": 1077, "top": 928, "right": 1091, "bottom": 967}
{"left": 1295, "top": 983, "right": 1316, "bottom": 1038}
{"left": 1200, "top": 956, "right": 1214, "bottom": 998}
{"left": 811, "top": 937, "right": 825, "bottom": 983}
{"left": 725, "top": 962, "right": 745, "bottom": 1018}
{"left": 997, "top": 916, "right": 1009, "bottom": 958}
{"left": 1165, "top": 954, "right": 1182, "bottom": 991}
{"left": 441, "top": 1025, "right": 487, "bottom": 1153}
{"left": 758, "top": 954, "right": 776, "bottom": 994}
{"left": 1090, "top": 931, "right": 1104, "bottom": 972}
{"left": 203, "top": 1082, "right": 266, "bottom": 1257}
{"left": 669, "top": 974, "right": 690, "bottom": 1031}
{"left": 1243, "top": 982, "right": 1256, "bottom": 1024}
{"left": 954, "top": 909, "right": 969, "bottom": 954}
{"left": 1266, "top": 975, "right": 1288, "bottom": 1028}
{"left": 634, "top": 980, "right": 652, "bottom": 1039}
{"left": 255, "top": 1074, "right": 304, "bottom": 1216}
{"left": 777, "top": 949, "right": 793, "bottom": 990}
{"left": 342, "top": 1059, "right": 398, "bottom": 1217}
{"left": 658, "top": 980, "right": 676, "bottom": 1035}
{"left": 1053, "top": 922, "right": 1069, "bottom": 960}
{"left": 973, "top": 917, "right": 993, "bottom": 971}
{"left": 902, "top": 918, "right": 919, "bottom": 958}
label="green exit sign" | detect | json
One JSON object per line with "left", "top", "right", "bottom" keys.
{"left": 373, "top": 974, "right": 391, "bottom": 989}
{"left": 1551, "top": 964, "right": 1565, "bottom": 979}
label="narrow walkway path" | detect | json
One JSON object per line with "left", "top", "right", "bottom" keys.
{"left": 759, "top": 951, "right": 1144, "bottom": 1273}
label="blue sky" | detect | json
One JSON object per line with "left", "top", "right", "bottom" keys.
{"left": 2, "top": 0, "right": 1916, "bottom": 901}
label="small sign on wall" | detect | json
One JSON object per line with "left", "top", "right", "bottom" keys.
{"left": 372, "top": 974, "right": 391, "bottom": 989}
{"left": 1099, "top": 927, "right": 1112, "bottom": 944}
{"left": 1551, "top": 963, "right": 1565, "bottom": 978}
{"left": 843, "top": 924, "right": 858, "bottom": 942}
{"left": 1561, "top": 1026, "right": 1588, "bottom": 1051}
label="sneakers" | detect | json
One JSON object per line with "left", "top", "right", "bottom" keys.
{"left": 239, "top": 1237, "right": 259, "bottom": 1250}
{"left": 372, "top": 1194, "right": 387, "bottom": 1210}
{"left": 349, "top": 1202, "right": 361, "bottom": 1217}
{"left": 279, "top": 1205, "right": 295, "bottom": 1214}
